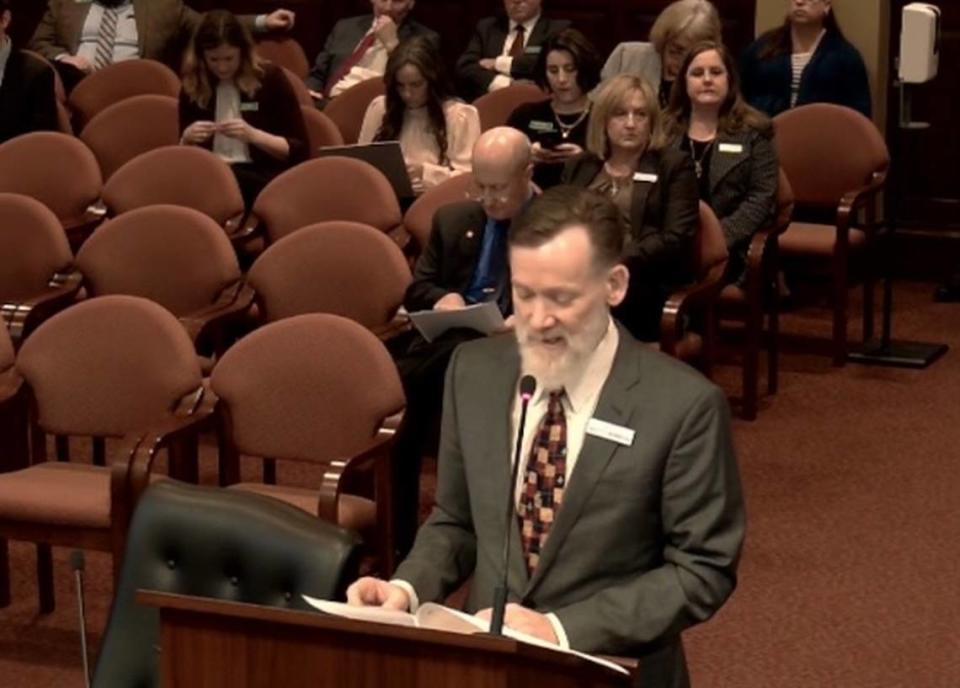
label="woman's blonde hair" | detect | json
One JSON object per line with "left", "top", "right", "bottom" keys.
{"left": 181, "top": 9, "right": 264, "bottom": 109}
{"left": 586, "top": 74, "right": 663, "bottom": 159}
{"left": 649, "top": 0, "right": 722, "bottom": 54}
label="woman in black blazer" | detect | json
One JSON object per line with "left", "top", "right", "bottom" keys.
{"left": 179, "top": 9, "right": 307, "bottom": 207}
{"left": 562, "top": 74, "right": 698, "bottom": 342}
{"left": 662, "top": 41, "right": 778, "bottom": 285}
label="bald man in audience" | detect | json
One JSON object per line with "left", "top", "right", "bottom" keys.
{"left": 305, "top": 0, "right": 438, "bottom": 102}
{"left": 456, "top": 0, "right": 570, "bottom": 101}
{"left": 393, "top": 127, "right": 536, "bottom": 555}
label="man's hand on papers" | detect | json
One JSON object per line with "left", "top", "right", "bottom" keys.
{"left": 433, "top": 292, "right": 467, "bottom": 311}
{"left": 475, "top": 604, "right": 558, "bottom": 645}
{"left": 346, "top": 577, "right": 410, "bottom": 610}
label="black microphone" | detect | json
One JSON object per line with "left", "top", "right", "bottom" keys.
{"left": 490, "top": 374, "right": 537, "bottom": 636}
{"left": 70, "top": 550, "right": 91, "bottom": 688}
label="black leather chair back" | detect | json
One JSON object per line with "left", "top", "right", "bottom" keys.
{"left": 93, "top": 480, "right": 362, "bottom": 688}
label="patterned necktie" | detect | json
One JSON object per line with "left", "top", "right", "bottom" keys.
{"left": 325, "top": 31, "right": 378, "bottom": 97}
{"left": 518, "top": 390, "right": 567, "bottom": 573}
{"left": 508, "top": 25, "right": 526, "bottom": 59}
{"left": 93, "top": 6, "right": 120, "bottom": 71}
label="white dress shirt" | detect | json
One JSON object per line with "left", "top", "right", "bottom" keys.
{"left": 212, "top": 80, "right": 252, "bottom": 164}
{"left": 489, "top": 13, "right": 541, "bottom": 92}
{"left": 329, "top": 18, "right": 390, "bottom": 98}
{"left": 76, "top": 1, "right": 139, "bottom": 67}
{"left": 357, "top": 95, "right": 482, "bottom": 191}
{"left": 395, "top": 318, "right": 620, "bottom": 649}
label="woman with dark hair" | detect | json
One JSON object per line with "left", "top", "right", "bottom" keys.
{"left": 662, "top": 42, "right": 778, "bottom": 285}
{"left": 179, "top": 9, "right": 307, "bottom": 208}
{"left": 562, "top": 74, "right": 699, "bottom": 341}
{"left": 740, "top": 0, "right": 871, "bottom": 117}
{"left": 358, "top": 36, "right": 480, "bottom": 194}
{"left": 506, "top": 28, "right": 600, "bottom": 190}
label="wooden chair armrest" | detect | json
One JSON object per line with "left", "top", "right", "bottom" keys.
{"left": 228, "top": 213, "right": 263, "bottom": 246}
{"left": 2, "top": 270, "right": 82, "bottom": 345}
{"left": 388, "top": 224, "right": 411, "bottom": 253}
{"left": 371, "top": 313, "right": 413, "bottom": 342}
{"left": 316, "top": 429, "right": 396, "bottom": 523}
{"left": 836, "top": 172, "right": 886, "bottom": 234}
{"left": 180, "top": 281, "right": 256, "bottom": 345}
{"left": 660, "top": 276, "right": 724, "bottom": 355}
{"left": 223, "top": 212, "right": 247, "bottom": 236}
{"left": 743, "top": 228, "right": 777, "bottom": 304}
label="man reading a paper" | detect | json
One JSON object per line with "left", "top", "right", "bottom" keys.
{"left": 352, "top": 186, "right": 745, "bottom": 688}
{"left": 393, "top": 126, "right": 536, "bottom": 555}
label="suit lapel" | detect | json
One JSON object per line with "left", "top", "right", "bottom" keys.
{"left": 709, "top": 131, "right": 751, "bottom": 193}
{"left": 524, "top": 326, "right": 643, "bottom": 595}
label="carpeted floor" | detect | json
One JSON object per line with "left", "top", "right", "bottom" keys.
{"left": 2, "top": 281, "right": 958, "bottom": 687}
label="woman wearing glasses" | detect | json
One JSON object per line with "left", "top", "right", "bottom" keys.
{"left": 740, "top": 0, "right": 870, "bottom": 117}
{"left": 562, "top": 74, "right": 698, "bottom": 341}
{"left": 358, "top": 36, "right": 481, "bottom": 195}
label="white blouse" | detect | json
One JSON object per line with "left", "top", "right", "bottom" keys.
{"left": 357, "top": 95, "right": 481, "bottom": 192}
{"left": 212, "top": 80, "right": 252, "bottom": 164}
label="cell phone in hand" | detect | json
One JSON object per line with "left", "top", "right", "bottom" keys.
{"left": 538, "top": 131, "right": 565, "bottom": 150}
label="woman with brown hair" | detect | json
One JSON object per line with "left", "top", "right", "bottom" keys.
{"left": 562, "top": 74, "right": 699, "bottom": 341}
{"left": 358, "top": 36, "right": 480, "bottom": 195}
{"left": 662, "top": 41, "right": 778, "bottom": 285}
{"left": 179, "top": 9, "right": 307, "bottom": 207}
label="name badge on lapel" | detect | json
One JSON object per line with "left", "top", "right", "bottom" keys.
{"left": 525, "top": 46, "right": 542, "bottom": 55}
{"left": 633, "top": 172, "right": 658, "bottom": 183}
{"left": 718, "top": 143, "right": 743, "bottom": 154}
{"left": 586, "top": 418, "right": 635, "bottom": 447}
{"left": 240, "top": 102, "right": 260, "bottom": 113}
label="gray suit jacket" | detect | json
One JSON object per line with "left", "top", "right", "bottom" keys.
{"left": 669, "top": 127, "right": 778, "bottom": 284}
{"left": 305, "top": 14, "right": 439, "bottom": 92}
{"left": 601, "top": 41, "right": 662, "bottom": 89}
{"left": 395, "top": 325, "right": 745, "bottom": 688}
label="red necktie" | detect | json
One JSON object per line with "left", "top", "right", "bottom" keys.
{"left": 518, "top": 391, "right": 567, "bottom": 573}
{"left": 508, "top": 25, "right": 526, "bottom": 59}
{"left": 325, "top": 31, "right": 378, "bottom": 97}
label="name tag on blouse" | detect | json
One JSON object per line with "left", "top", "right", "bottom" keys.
{"left": 586, "top": 418, "right": 635, "bottom": 447}
{"left": 718, "top": 143, "right": 744, "bottom": 154}
{"left": 240, "top": 102, "right": 259, "bottom": 112}
{"left": 633, "top": 172, "right": 658, "bottom": 183}
{"left": 529, "top": 120, "right": 557, "bottom": 134}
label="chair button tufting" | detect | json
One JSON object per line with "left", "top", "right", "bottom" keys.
{"left": 230, "top": 576, "right": 239, "bottom": 586}
{"left": 284, "top": 591, "right": 293, "bottom": 601}
{"left": 166, "top": 559, "right": 176, "bottom": 570}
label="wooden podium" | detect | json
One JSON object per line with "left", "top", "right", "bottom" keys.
{"left": 138, "top": 590, "right": 634, "bottom": 688}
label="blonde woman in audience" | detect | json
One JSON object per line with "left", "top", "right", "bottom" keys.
{"left": 179, "top": 10, "right": 308, "bottom": 208}
{"left": 358, "top": 36, "right": 481, "bottom": 195}
{"left": 601, "top": 0, "right": 721, "bottom": 108}
{"left": 661, "top": 42, "right": 778, "bottom": 286}
{"left": 562, "top": 74, "right": 698, "bottom": 341}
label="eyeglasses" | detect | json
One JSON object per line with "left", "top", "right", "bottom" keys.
{"left": 466, "top": 182, "right": 513, "bottom": 204}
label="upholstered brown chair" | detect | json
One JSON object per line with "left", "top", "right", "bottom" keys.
{"left": 75, "top": 205, "right": 254, "bottom": 355}
{"left": 402, "top": 172, "right": 474, "bottom": 252}
{"left": 0, "top": 193, "right": 82, "bottom": 346}
{"left": 0, "top": 325, "right": 28, "bottom": 488}
{"left": 774, "top": 103, "right": 889, "bottom": 365}
{"left": 473, "top": 82, "right": 548, "bottom": 131}
{"left": 80, "top": 94, "right": 181, "bottom": 180}
{"left": 658, "top": 201, "right": 729, "bottom": 374}
{"left": 101, "top": 146, "right": 246, "bottom": 236}
{"left": 0, "top": 132, "right": 103, "bottom": 247}
{"left": 22, "top": 50, "right": 73, "bottom": 134}
{"left": 248, "top": 221, "right": 411, "bottom": 341}
{"left": 323, "top": 77, "right": 386, "bottom": 144}
{"left": 210, "top": 313, "right": 405, "bottom": 575}
{"left": 258, "top": 38, "right": 311, "bottom": 79}
{"left": 280, "top": 65, "right": 315, "bottom": 107}
{"left": 719, "top": 169, "right": 795, "bottom": 420}
{"left": 2, "top": 295, "right": 212, "bottom": 612}
{"left": 301, "top": 106, "right": 345, "bottom": 155}
{"left": 244, "top": 156, "right": 404, "bottom": 246}
{"left": 67, "top": 59, "right": 181, "bottom": 130}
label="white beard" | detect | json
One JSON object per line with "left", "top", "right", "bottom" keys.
{"left": 515, "top": 306, "right": 610, "bottom": 392}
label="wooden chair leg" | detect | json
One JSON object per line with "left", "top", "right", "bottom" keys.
{"left": 0, "top": 538, "right": 10, "bottom": 608}
{"left": 768, "top": 286, "right": 780, "bottom": 395}
{"left": 863, "top": 274, "right": 876, "bottom": 343}
{"left": 169, "top": 435, "right": 199, "bottom": 483}
{"left": 832, "top": 259, "right": 849, "bottom": 367}
{"left": 37, "top": 543, "right": 54, "bottom": 614}
{"left": 92, "top": 437, "right": 106, "bottom": 467}
{"left": 742, "top": 299, "right": 760, "bottom": 422}
{"left": 263, "top": 458, "right": 277, "bottom": 485}
{"left": 55, "top": 435, "right": 69, "bottom": 462}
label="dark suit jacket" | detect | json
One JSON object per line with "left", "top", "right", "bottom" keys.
{"left": 0, "top": 49, "right": 59, "bottom": 143}
{"left": 404, "top": 200, "right": 511, "bottom": 315}
{"left": 178, "top": 63, "right": 308, "bottom": 174}
{"left": 455, "top": 14, "right": 570, "bottom": 101}
{"left": 305, "top": 14, "right": 439, "bottom": 92}
{"left": 29, "top": 0, "right": 258, "bottom": 67}
{"left": 740, "top": 29, "right": 872, "bottom": 118}
{"left": 668, "top": 127, "right": 778, "bottom": 285}
{"left": 562, "top": 148, "right": 699, "bottom": 290}
{"left": 395, "top": 324, "right": 745, "bottom": 688}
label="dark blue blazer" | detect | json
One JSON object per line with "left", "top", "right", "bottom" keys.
{"left": 740, "top": 29, "right": 871, "bottom": 119}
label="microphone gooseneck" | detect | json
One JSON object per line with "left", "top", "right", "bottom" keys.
{"left": 490, "top": 375, "right": 537, "bottom": 635}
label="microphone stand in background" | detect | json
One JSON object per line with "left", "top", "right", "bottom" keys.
{"left": 848, "top": 76, "right": 948, "bottom": 368}
{"left": 489, "top": 374, "right": 537, "bottom": 636}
